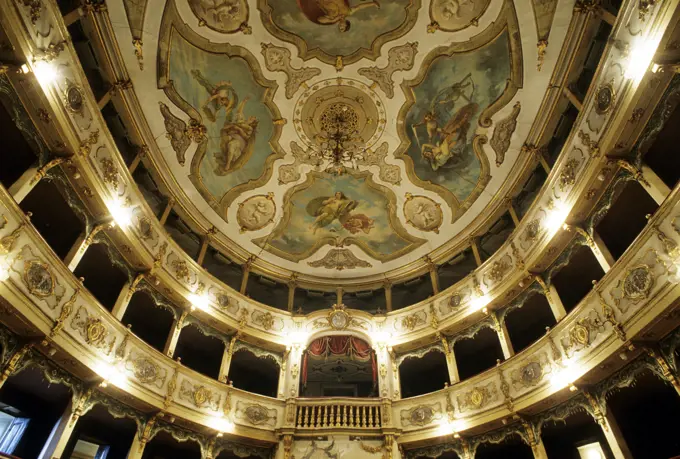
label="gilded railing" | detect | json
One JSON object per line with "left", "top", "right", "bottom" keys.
{"left": 293, "top": 398, "right": 385, "bottom": 430}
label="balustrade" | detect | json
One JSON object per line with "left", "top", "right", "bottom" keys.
{"left": 294, "top": 398, "right": 384, "bottom": 430}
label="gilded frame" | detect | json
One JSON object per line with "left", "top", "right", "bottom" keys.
{"left": 255, "top": 170, "right": 425, "bottom": 263}
{"left": 157, "top": 1, "right": 285, "bottom": 216}
{"left": 394, "top": 0, "right": 523, "bottom": 221}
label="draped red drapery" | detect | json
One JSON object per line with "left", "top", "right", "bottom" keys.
{"left": 301, "top": 336, "right": 376, "bottom": 386}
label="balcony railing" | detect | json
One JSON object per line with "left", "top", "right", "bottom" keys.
{"left": 293, "top": 398, "right": 386, "bottom": 430}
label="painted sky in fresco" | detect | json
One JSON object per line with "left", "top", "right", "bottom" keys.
{"left": 267, "top": 172, "right": 417, "bottom": 260}
{"left": 169, "top": 33, "right": 276, "bottom": 203}
{"left": 266, "top": 0, "right": 412, "bottom": 57}
{"left": 404, "top": 31, "right": 510, "bottom": 202}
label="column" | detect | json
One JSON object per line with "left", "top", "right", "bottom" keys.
{"left": 441, "top": 336, "right": 460, "bottom": 384}
{"left": 384, "top": 280, "right": 393, "bottom": 312}
{"left": 507, "top": 199, "right": 521, "bottom": 227}
{"left": 336, "top": 287, "right": 343, "bottom": 306}
{"left": 0, "top": 344, "right": 34, "bottom": 391}
{"left": 424, "top": 256, "right": 439, "bottom": 294}
{"left": 590, "top": 231, "right": 616, "bottom": 272}
{"left": 126, "top": 416, "right": 157, "bottom": 459}
{"left": 158, "top": 198, "right": 175, "bottom": 225}
{"left": 63, "top": 222, "right": 113, "bottom": 271}
{"left": 599, "top": 7, "right": 616, "bottom": 25}
{"left": 563, "top": 87, "right": 583, "bottom": 111}
{"left": 8, "top": 158, "right": 69, "bottom": 204}
{"left": 534, "top": 275, "right": 567, "bottom": 321}
{"left": 584, "top": 392, "right": 633, "bottom": 459}
{"left": 287, "top": 275, "right": 297, "bottom": 313}
{"left": 128, "top": 146, "right": 148, "bottom": 175}
{"left": 646, "top": 345, "right": 680, "bottom": 397}
{"left": 164, "top": 310, "right": 187, "bottom": 358}
{"left": 470, "top": 238, "right": 482, "bottom": 266}
{"left": 219, "top": 335, "right": 237, "bottom": 384}
{"left": 523, "top": 422, "right": 549, "bottom": 459}
{"left": 97, "top": 87, "right": 114, "bottom": 110}
{"left": 111, "top": 281, "right": 135, "bottom": 321}
{"left": 492, "top": 312, "right": 515, "bottom": 359}
{"left": 63, "top": 6, "right": 85, "bottom": 26}
{"left": 640, "top": 164, "right": 670, "bottom": 205}
{"left": 600, "top": 408, "right": 633, "bottom": 459}
{"left": 531, "top": 439, "right": 549, "bottom": 459}
{"left": 524, "top": 144, "right": 551, "bottom": 174}
{"left": 281, "top": 343, "right": 304, "bottom": 398}
{"left": 38, "top": 391, "right": 92, "bottom": 459}
{"left": 196, "top": 236, "right": 209, "bottom": 265}
{"left": 375, "top": 342, "right": 397, "bottom": 399}
{"left": 240, "top": 256, "right": 255, "bottom": 295}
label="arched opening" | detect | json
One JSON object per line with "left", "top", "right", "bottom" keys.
{"left": 61, "top": 404, "right": 136, "bottom": 459}
{"left": 143, "top": 430, "right": 202, "bottom": 459}
{"left": 300, "top": 336, "right": 377, "bottom": 398}
{"left": 475, "top": 434, "right": 533, "bottom": 459}
{"left": 229, "top": 348, "right": 280, "bottom": 397}
{"left": 398, "top": 348, "right": 449, "bottom": 398}
{"left": 0, "top": 367, "right": 72, "bottom": 458}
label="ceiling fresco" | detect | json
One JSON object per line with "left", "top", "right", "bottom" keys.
{"left": 111, "top": 0, "right": 572, "bottom": 279}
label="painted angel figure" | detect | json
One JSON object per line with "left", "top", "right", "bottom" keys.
{"left": 192, "top": 69, "right": 258, "bottom": 175}
{"left": 307, "top": 192, "right": 374, "bottom": 235}
{"left": 297, "top": 0, "right": 381, "bottom": 32}
{"left": 411, "top": 73, "right": 478, "bottom": 171}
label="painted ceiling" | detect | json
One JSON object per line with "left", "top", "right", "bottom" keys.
{"left": 110, "top": 0, "right": 572, "bottom": 279}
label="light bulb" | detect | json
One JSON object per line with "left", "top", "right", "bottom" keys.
{"left": 33, "top": 60, "right": 58, "bottom": 84}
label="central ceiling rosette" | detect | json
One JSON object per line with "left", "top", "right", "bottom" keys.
{"left": 112, "top": 0, "right": 568, "bottom": 278}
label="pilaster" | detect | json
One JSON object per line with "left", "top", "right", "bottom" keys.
{"left": 38, "top": 389, "right": 93, "bottom": 459}
{"left": 8, "top": 164, "right": 39, "bottom": 204}
{"left": 164, "top": 310, "right": 188, "bottom": 358}
{"left": 219, "top": 334, "right": 238, "bottom": 384}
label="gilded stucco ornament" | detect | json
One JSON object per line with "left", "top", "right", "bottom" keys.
{"left": 64, "top": 83, "right": 84, "bottom": 113}
{"left": 595, "top": 81, "right": 616, "bottom": 115}
{"left": 24, "top": 260, "right": 55, "bottom": 298}
{"left": 622, "top": 265, "right": 654, "bottom": 301}
{"left": 401, "top": 403, "right": 442, "bottom": 427}
{"left": 490, "top": 101, "right": 521, "bottom": 166}
{"left": 357, "top": 42, "right": 419, "bottom": 99}
{"left": 236, "top": 401, "right": 277, "bottom": 427}
{"left": 261, "top": 43, "right": 321, "bottom": 99}
{"left": 509, "top": 353, "right": 552, "bottom": 390}
{"left": 307, "top": 249, "right": 373, "bottom": 270}
{"left": 159, "top": 102, "right": 191, "bottom": 166}
{"left": 131, "top": 356, "right": 160, "bottom": 385}
{"left": 70, "top": 306, "right": 116, "bottom": 354}
{"left": 403, "top": 194, "right": 443, "bottom": 233}
{"left": 457, "top": 382, "right": 498, "bottom": 413}
{"left": 179, "top": 379, "right": 220, "bottom": 410}
{"left": 396, "top": 310, "right": 427, "bottom": 332}
{"left": 237, "top": 194, "right": 275, "bottom": 233}
{"left": 251, "top": 310, "right": 284, "bottom": 332}
{"left": 560, "top": 310, "right": 605, "bottom": 358}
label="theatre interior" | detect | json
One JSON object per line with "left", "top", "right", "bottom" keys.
{"left": 0, "top": 0, "right": 680, "bottom": 457}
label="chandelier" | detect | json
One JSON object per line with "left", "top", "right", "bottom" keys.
{"left": 310, "top": 103, "right": 368, "bottom": 176}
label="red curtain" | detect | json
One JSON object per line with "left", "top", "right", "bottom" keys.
{"left": 301, "top": 336, "right": 376, "bottom": 386}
